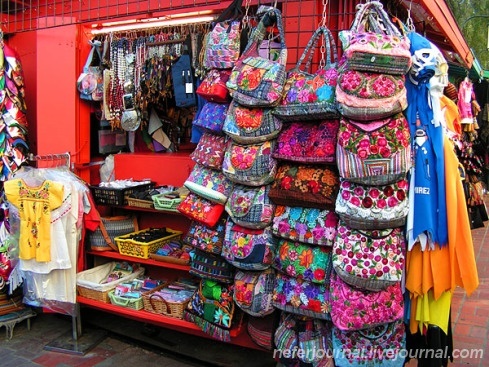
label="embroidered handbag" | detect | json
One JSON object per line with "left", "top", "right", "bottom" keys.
{"left": 227, "top": 8, "right": 287, "bottom": 107}
{"left": 336, "top": 114, "right": 411, "bottom": 186}
{"left": 233, "top": 268, "right": 276, "bottom": 317}
{"left": 273, "top": 120, "right": 339, "bottom": 164}
{"left": 222, "top": 219, "right": 276, "bottom": 270}
{"left": 183, "top": 216, "right": 228, "bottom": 255}
{"left": 338, "top": 1, "right": 412, "bottom": 76}
{"left": 269, "top": 163, "right": 340, "bottom": 209}
{"left": 77, "top": 40, "right": 104, "bottom": 102}
{"left": 225, "top": 184, "right": 275, "bottom": 229}
{"left": 222, "top": 140, "right": 277, "bottom": 186}
{"left": 332, "top": 320, "right": 406, "bottom": 367}
{"left": 329, "top": 272, "right": 404, "bottom": 331}
{"left": 335, "top": 67, "right": 407, "bottom": 121}
{"left": 273, "top": 26, "right": 340, "bottom": 121}
{"left": 177, "top": 193, "right": 225, "bottom": 228}
{"left": 247, "top": 312, "right": 278, "bottom": 350}
{"left": 223, "top": 102, "right": 283, "bottom": 144}
{"left": 196, "top": 69, "right": 232, "bottom": 103}
{"left": 184, "top": 279, "right": 236, "bottom": 342}
{"left": 274, "top": 239, "right": 332, "bottom": 285}
{"left": 184, "top": 164, "right": 233, "bottom": 204}
{"left": 193, "top": 102, "right": 230, "bottom": 135}
{"left": 204, "top": 20, "right": 242, "bottom": 70}
{"left": 272, "top": 205, "right": 339, "bottom": 247}
{"left": 272, "top": 272, "right": 330, "bottom": 320}
{"left": 335, "top": 179, "right": 409, "bottom": 230}
{"left": 189, "top": 249, "right": 235, "bottom": 283}
{"left": 190, "top": 132, "right": 229, "bottom": 170}
{"left": 332, "top": 220, "right": 405, "bottom": 291}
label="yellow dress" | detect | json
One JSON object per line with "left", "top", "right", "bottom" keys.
{"left": 5, "top": 178, "right": 64, "bottom": 262}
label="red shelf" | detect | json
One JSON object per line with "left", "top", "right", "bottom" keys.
{"left": 117, "top": 205, "right": 183, "bottom": 215}
{"left": 87, "top": 250, "right": 191, "bottom": 271}
{"left": 76, "top": 296, "right": 261, "bottom": 349}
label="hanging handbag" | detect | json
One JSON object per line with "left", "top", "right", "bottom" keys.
{"left": 272, "top": 205, "right": 339, "bottom": 247}
{"left": 193, "top": 101, "right": 230, "bottom": 135}
{"left": 329, "top": 271, "right": 404, "bottom": 331}
{"left": 190, "top": 132, "right": 230, "bottom": 170}
{"left": 222, "top": 218, "right": 276, "bottom": 271}
{"left": 184, "top": 279, "right": 236, "bottom": 342}
{"left": 335, "top": 179, "right": 409, "bottom": 230}
{"left": 177, "top": 193, "right": 225, "bottom": 228}
{"left": 332, "top": 220, "right": 405, "bottom": 291}
{"left": 89, "top": 215, "right": 138, "bottom": 252}
{"left": 227, "top": 8, "right": 287, "bottom": 107}
{"left": 273, "top": 26, "right": 340, "bottom": 121}
{"left": 332, "top": 320, "right": 406, "bottom": 367}
{"left": 268, "top": 163, "right": 340, "bottom": 209}
{"left": 336, "top": 114, "right": 411, "bottom": 186}
{"left": 77, "top": 40, "right": 104, "bottom": 102}
{"left": 222, "top": 140, "right": 277, "bottom": 186}
{"left": 233, "top": 268, "right": 276, "bottom": 317}
{"left": 272, "top": 272, "right": 330, "bottom": 320}
{"left": 273, "top": 120, "right": 339, "bottom": 164}
{"left": 338, "top": 1, "right": 412, "bottom": 75}
{"left": 247, "top": 312, "right": 277, "bottom": 350}
{"left": 171, "top": 53, "right": 197, "bottom": 107}
{"left": 189, "top": 249, "right": 235, "bottom": 283}
{"left": 225, "top": 184, "right": 275, "bottom": 229}
{"left": 196, "top": 69, "right": 232, "bottom": 103}
{"left": 335, "top": 67, "right": 407, "bottom": 121}
{"left": 222, "top": 102, "right": 283, "bottom": 144}
{"left": 273, "top": 239, "right": 332, "bottom": 285}
{"left": 183, "top": 216, "right": 228, "bottom": 255}
{"left": 184, "top": 164, "right": 234, "bottom": 204}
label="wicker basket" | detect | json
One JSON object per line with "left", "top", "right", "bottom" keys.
{"left": 76, "top": 262, "right": 145, "bottom": 303}
{"left": 90, "top": 182, "right": 154, "bottom": 206}
{"left": 115, "top": 228, "right": 183, "bottom": 259}
{"left": 108, "top": 290, "right": 144, "bottom": 310}
{"left": 125, "top": 196, "right": 154, "bottom": 209}
{"left": 142, "top": 284, "right": 192, "bottom": 319}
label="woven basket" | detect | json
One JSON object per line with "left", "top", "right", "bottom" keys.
{"left": 125, "top": 196, "right": 154, "bottom": 209}
{"left": 108, "top": 290, "right": 144, "bottom": 310}
{"left": 89, "top": 216, "right": 138, "bottom": 252}
{"left": 142, "top": 284, "right": 192, "bottom": 319}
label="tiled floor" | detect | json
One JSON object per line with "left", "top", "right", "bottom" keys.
{"left": 0, "top": 201, "right": 488, "bottom": 366}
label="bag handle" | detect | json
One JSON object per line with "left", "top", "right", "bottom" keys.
{"left": 294, "top": 26, "right": 337, "bottom": 72}
{"left": 149, "top": 294, "right": 172, "bottom": 315}
{"left": 213, "top": 0, "right": 243, "bottom": 25}
{"left": 241, "top": 8, "right": 287, "bottom": 65}
{"left": 83, "top": 40, "right": 102, "bottom": 72}
{"left": 350, "top": 1, "right": 402, "bottom": 37}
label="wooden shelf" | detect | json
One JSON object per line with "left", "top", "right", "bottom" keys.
{"left": 87, "top": 250, "right": 190, "bottom": 271}
{"left": 77, "top": 296, "right": 261, "bottom": 349}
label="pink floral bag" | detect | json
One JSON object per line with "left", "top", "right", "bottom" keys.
{"left": 329, "top": 271, "right": 404, "bottom": 331}
{"left": 273, "top": 26, "right": 340, "bottom": 121}
{"left": 273, "top": 120, "right": 339, "bottom": 164}
{"left": 336, "top": 114, "right": 411, "bottom": 186}
{"left": 332, "top": 220, "right": 405, "bottom": 291}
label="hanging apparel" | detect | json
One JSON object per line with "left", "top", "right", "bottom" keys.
{"left": 4, "top": 179, "right": 64, "bottom": 262}
{"left": 457, "top": 78, "right": 474, "bottom": 125}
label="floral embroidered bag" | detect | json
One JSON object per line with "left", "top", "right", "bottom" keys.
{"left": 269, "top": 163, "right": 340, "bottom": 209}
{"left": 223, "top": 102, "right": 283, "bottom": 144}
{"left": 222, "top": 139, "right": 277, "bottom": 186}
{"left": 332, "top": 220, "right": 405, "bottom": 291}
{"left": 273, "top": 239, "right": 333, "bottom": 285}
{"left": 335, "top": 179, "right": 409, "bottom": 230}
{"left": 184, "top": 164, "right": 234, "bottom": 205}
{"left": 272, "top": 272, "right": 330, "bottom": 320}
{"left": 273, "top": 26, "right": 340, "bottom": 121}
{"left": 233, "top": 268, "right": 276, "bottom": 317}
{"left": 193, "top": 102, "right": 230, "bottom": 135}
{"left": 177, "top": 193, "right": 225, "bottom": 228}
{"left": 336, "top": 114, "right": 411, "bottom": 186}
{"left": 329, "top": 271, "right": 404, "bottom": 331}
{"left": 225, "top": 184, "right": 275, "bottom": 229}
{"left": 190, "top": 132, "right": 229, "bottom": 170}
{"left": 273, "top": 120, "right": 339, "bottom": 164}
{"left": 272, "top": 205, "right": 339, "bottom": 247}
{"left": 332, "top": 320, "right": 406, "bottom": 367}
{"left": 183, "top": 216, "right": 228, "bottom": 255}
{"left": 222, "top": 218, "right": 276, "bottom": 270}
{"left": 338, "top": 1, "right": 412, "bottom": 76}
{"left": 227, "top": 8, "right": 287, "bottom": 107}
{"left": 335, "top": 66, "right": 407, "bottom": 122}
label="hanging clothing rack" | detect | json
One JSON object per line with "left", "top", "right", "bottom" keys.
{"left": 27, "top": 152, "right": 72, "bottom": 170}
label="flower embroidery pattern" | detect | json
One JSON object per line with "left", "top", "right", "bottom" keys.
{"left": 338, "top": 70, "right": 405, "bottom": 99}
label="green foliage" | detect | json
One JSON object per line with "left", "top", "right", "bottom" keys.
{"left": 447, "top": 0, "right": 489, "bottom": 70}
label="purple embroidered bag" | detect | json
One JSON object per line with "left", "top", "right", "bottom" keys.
{"left": 193, "top": 102, "right": 230, "bottom": 135}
